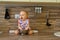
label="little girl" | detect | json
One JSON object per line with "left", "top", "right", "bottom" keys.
{"left": 15, "top": 10, "right": 32, "bottom": 35}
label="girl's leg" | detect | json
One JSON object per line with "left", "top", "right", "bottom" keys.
{"left": 15, "top": 29, "right": 19, "bottom": 35}
{"left": 25, "top": 27, "right": 33, "bottom": 35}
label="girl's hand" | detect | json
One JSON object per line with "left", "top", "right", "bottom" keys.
{"left": 18, "top": 27, "right": 22, "bottom": 30}
{"left": 25, "top": 26, "right": 31, "bottom": 30}
{"left": 18, "top": 19, "right": 23, "bottom": 30}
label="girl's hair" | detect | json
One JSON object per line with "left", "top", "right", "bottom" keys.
{"left": 20, "top": 10, "right": 28, "bottom": 15}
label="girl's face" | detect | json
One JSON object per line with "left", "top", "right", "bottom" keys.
{"left": 19, "top": 11, "right": 28, "bottom": 20}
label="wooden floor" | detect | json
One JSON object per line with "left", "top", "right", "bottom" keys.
{"left": 0, "top": 33, "right": 60, "bottom": 40}
{"left": 0, "top": 28, "right": 60, "bottom": 40}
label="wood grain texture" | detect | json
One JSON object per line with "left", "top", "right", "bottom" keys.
{"left": 0, "top": 4, "right": 60, "bottom": 33}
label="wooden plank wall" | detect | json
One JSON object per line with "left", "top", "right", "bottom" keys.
{"left": 0, "top": 5, "right": 60, "bottom": 33}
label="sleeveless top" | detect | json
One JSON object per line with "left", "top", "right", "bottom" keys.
{"left": 19, "top": 19, "right": 29, "bottom": 29}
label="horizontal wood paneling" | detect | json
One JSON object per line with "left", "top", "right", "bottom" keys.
{"left": 0, "top": 4, "right": 60, "bottom": 33}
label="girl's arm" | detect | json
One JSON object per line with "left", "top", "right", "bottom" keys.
{"left": 25, "top": 19, "right": 31, "bottom": 30}
{"left": 18, "top": 19, "right": 22, "bottom": 30}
